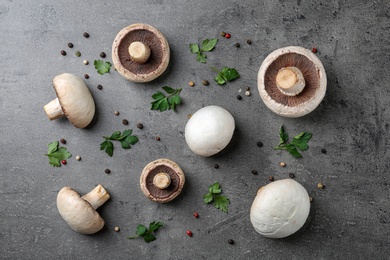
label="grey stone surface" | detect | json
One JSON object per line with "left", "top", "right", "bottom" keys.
{"left": 1, "top": 0, "right": 390, "bottom": 259}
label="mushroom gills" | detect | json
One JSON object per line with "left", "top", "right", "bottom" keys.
{"left": 128, "top": 41, "right": 151, "bottom": 63}
{"left": 276, "top": 67, "right": 305, "bottom": 96}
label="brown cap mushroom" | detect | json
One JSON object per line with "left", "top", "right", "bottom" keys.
{"left": 57, "top": 185, "right": 110, "bottom": 234}
{"left": 140, "top": 159, "right": 185, "bottom": 203}
{"left": 258, "top": 46, "right": 327, "bottom": 118}
{"left": 43, "top": 73, "right": 95, "bottom": 128}
{"left": 112, "top": 23, "right": 170, "bottom": 83}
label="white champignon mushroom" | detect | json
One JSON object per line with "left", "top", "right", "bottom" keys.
{"left": 57, "top": 185, "right": 110, "bottom": 234}
{"left": 257, "top": 46, "right": 327, "bottom": 118}
{"left": 43, "top": 73, "right": 95, "bottom": 128}
{"left": 185, "top": 106, "right": 235, "bottom": 157}
{"left": 250, "top": 179, "right": 310, "bottom": 238}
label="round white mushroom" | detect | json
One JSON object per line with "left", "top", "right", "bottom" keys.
{"left": 250, "top": 179, "right": 310, "bottom": 238}
{"left": 185, "top": 106, "right": 235, "bottom": 157}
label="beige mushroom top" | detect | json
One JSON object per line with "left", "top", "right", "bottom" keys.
{"left": 140, "top": 158, "right": 185, "bottom": 203}
{"left": 112, "top": 23, "right": 170, "bottom": 83}
{"left": 257, "top": 46, "right": 327, "bottom": 118}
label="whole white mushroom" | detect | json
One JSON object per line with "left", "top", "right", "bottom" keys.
{"left": 185, "top": 106, "right": 235, "bottom": 157}
{"left": 250, "top": 179, "right": 310, "bottom": 238}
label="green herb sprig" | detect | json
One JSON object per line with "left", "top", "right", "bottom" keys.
{"left": 211, "top": 66, "right": 240, "bottom": 85}
{"left": 274, "top": 126, "right": 313, "bottom": 158}
{"left": 94, "top": 60, "right": 112, "bottom": 75}
{"left": 100, "top": 130, "right": 138, "bottom": 157}
{"left": 190, "top": 38, "right": 218, "bottom": 63}
{"left": 203, "top": 182, "right": 230, "bottom": 213}
{"left": 45, "top": 141, "right": 72, "bottom": 167}
{"left": 127, "top": 221, "right": 164, "bottom": 243}
{"left": 151, "top": 86, "right": 182, "bottom": 112}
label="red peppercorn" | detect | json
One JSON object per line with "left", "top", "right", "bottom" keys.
{"left": 225, "top": 33, "right": 231, "bottom": 39}
{"left": 193, "top": 212, "right": 199, "bottom": 218}
{"left": 186, "top": 230, "right": 193, "bottom": 237}
{"left": 61, "top": 160, "right": 67, "bottom": 165}
{"left": 311, "top": 47, "right": 317, "bottom": 53}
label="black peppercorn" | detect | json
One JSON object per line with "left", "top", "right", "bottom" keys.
{"left": 246, "top": 39, "right": 252, "bottom": 45}
{"left": 228, "top": 239, "right": 234, "bottom": 245}
{"left": 60, "top": 50, "right": 66, "bottom": 56}
{"left": 251, "top": 170, "right": 258, "bottom": 175}
{"left": 289, "top": 173, "right": 295, "bottom": 178}
{"left": 214, "top": 164, "right": 219, "bottom": 169}
{"left": 257, "top": 141, "right": 263, "bottom": 147}
{"left": 137, "top": 123, "right": 144, "bottom": 129}
{"left": 155, "top": 136, "right": 161, "bottom": 141}
{"left": 202, "top": 80, "right": 209, "bottom": 86}
{"left": 269, "top": 176, "right": 274, "bottom": 181}
{"left": 60, "top": 138, "right": 66, "bottom": 144}
{"left": 100, "top": 52, "right": 106, "bottom": 58}
{"left": 234, "top": 43, "right": 240, "bottom": 48}
{"left": 68, "top": 43, "right": 74, "bottom": 48}
{"left": 321, "top": 148, "right": 327, "bottom": 154}
{"left": 122, "top": 119, "right": 129, "bottom": 125}
{"left": 105, "top": 169, "right": 111, "bottom": 174}
{"left": 220, "top": 31, "right": 226, "bottom": 37}
{"left": 97, "top": 84, "right": 103, "bottom": 90}
{"left": 75, "top": 51, "right": 81, "bottom": 57}
{"left": 84, "top": 74, "right": 89, "bottom": 79}
{"left": 83, "top": 32, "right": 90, "bottom": 38}
{"left": 237, "top": 95, "right": 242, "bottom": 100}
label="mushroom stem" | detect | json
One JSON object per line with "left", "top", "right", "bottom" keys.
{"left": 44, "top": 98, "right": 64, "bottom": 120}
{"left": 81, "top": 184, "right": 110, "bottom": 210}
{"left": 276, "top": 67, "right": 306, "bottom": 96}
{"left": 128, "top": 41, "right": 151, "bottom": 64}
{"left": 153, "top": 172, "right": 171, "bottom": 190}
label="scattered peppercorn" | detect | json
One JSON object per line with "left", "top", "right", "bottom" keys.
{"left": 188, "top": 81, "right": 195, "bottom": 87}
{"left": 105, "top": 169, "right": 111, "bottom": 174}
{"left": 321, "top": 148, "right": 327, "bottom": 154}
{"left": 251, "top": 170, "right": 258, "bottom": 175}
{"left": 75, "top": 51, "right": 81, "bottom": 57}
{"left": 100, "top": 52, "right": 106, "bottom": 58}
{"left": 289, "top": 173, "right": 295, "bottom": 178}
{"left": 237, "top": 95, "right": 242, "bottom": 100}
{"left": 309, "top": 196, "right": 313, "bottom": 202}
{"left": 246, "top": 86, "right": 250, "bottom": 91}
{"left": 193, "top": 212, "right": 199, "bottom": 218}
{"left": 60, "top": 138, "right": 66, "bottom": 144}
{"left": 76, "top": 155, "right": 81, "bottom": 161}
{"left": 279, "top": 162, "right": 286, "bottom": 167}
{"left": 268, "top": 176, "right": 274, "bottom": 181}
{"left": 83, "top": 60, "right": 89, "bottom": 65}
{"left": 97, "top": 84, "right": 103, "bottom": 90}
{"left": 317, "top": 182, "right": 324, "bottom": 189}
{"left": 122, "top": 119, "right": 129, "bottom": 125}
{"left": 186, "top": 230, "right": 193, "bottom": 237}
{"left": 155, "top": 136, "right": 161, "bottom": 141}
{"left": 83, "top": 32, "right": 90, "bottom": 38}
{"left": 84, "top": 74, "right": 89, "bottom": 79}
{"left": 61, "top": 160, "right": 67, "bottom": 165}
{"left": 137, "top": 123, "right": 144, "bottom": 129}
{"left": 246, "top": 39, "right": 252, "bottom": 45}
{"left": 312, "top": 47, "right": 317, "bottom": 53}
{"left": 60, "top": 50, "right": 66, "bottom": 56}
{"left": 202, "top": 80, "right": 209, "bottom": 86}
{"left": 257, "top": 141, "right": 263, "bottom": 147}
{"left": 114, "top": 111, "right": 119, "bottom": 116}
{"left": 220, "top": 31, "right": 226, "bottom": 37}
{"left": 245, "top": 91, "right": 251, "bottom": 96}
{"left": 228, "top": 239, "right": 235, "bottom": 245}
{"left": 234, "top": 42, "right": 240, "bottom": 48}
{"left": 68, "top": 43, "right": 74, "bottom": 48}
{"left": 187, "top": 114, "right": 192, "bottom": 119}
{"left": 214, "top": 164, "right": 219, "bottom": 169}
{"left": 225, "top": 33, "right": 231, "bottom": 39}
{"left": 114, "top": 226, "right": 120, "bottom": 232}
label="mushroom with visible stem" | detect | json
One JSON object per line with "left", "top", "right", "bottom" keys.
{"left": 140, "top": 159, "right": 185, "bottom": 203}
{"left": 43, "top": 73, "right": 95, "bottom": 128}
{"left": 112, "top": 23, "right": 170, "bottom": 83}
{"left": 185, "top": 106, "right": 235, "bottom": 157}
{"left": 57, "top": 185, "right": 110, "bottom": 234}
{"left": 257, "top": 46, "right": 327, "bottom": 118}
{"left": 250, "top": 179, "right": 310, "bottom": 238}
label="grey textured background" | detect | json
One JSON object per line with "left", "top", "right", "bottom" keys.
{"left": 1, "top": 0, "right": 390, "bottom": 259}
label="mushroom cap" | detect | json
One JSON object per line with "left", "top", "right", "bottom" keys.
{"left": 57, "top": 187, "right": 105, "bottom": 234}
{"left": 185, "top": 106, "right": 235, "bottom": 157}
{"left": 112, "top": 23, "right": 170, "bottom": 83}
{"left": 258, "top": 46, "right": 327, "bottom": 118}
{"left": 250, "top": 179, "right": 310, "bottom": 238}
{"left": 53, "top": 73, "right": 95, "bottom": 128}
{"left": 140, "top": 158, "right": 185, "bottom": 203}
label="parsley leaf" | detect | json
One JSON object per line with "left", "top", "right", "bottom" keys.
{"left": 45, "top": 141, "right": 72, "bottom": 167}
{"left": 151, "top": 86, "right": 182, "bottom": 112}
{"left": 203, "top": 182, "right": 230, "bottom": 213}
{"left": 274, "top": 126, "right": 313, "bottom": 158}
{"left": 211, "top": 67, "right": 240, "bottom": 85}
{"left": 100, "top": 130, "right": 139, "bottom": 157}
{"left": 189, "top": 38, "right": 218, "bottom": 63}
{"left": 94, "top": 60, "right": 112, "bottom": 75}
{"left": 127, "top": 221, "right": 164, "bottom": 243}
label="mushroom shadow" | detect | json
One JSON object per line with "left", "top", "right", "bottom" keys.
{"left": 211, "top": 126, "right": 242, "bottom": 160}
